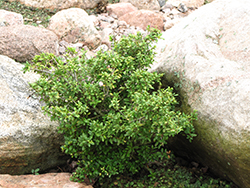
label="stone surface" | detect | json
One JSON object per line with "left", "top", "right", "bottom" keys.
{"left": 0, "top": 55, "right": 68, "bottom": 175}
{"left": 151, "top": 0, "right": 250, "bottom": 187}
{"left": 158, "top": 0, "right": 166, "bottom": 7}
{"left": 0, "top": 0, "right": 218, "bottom": 184}
{"left": 58, "top": 40, "right": 84, "bottom": 55}
{"left": 7, "top": 0, "right": 107, "bottom": 10}
{"left": 119, "top": 10, "right": 164, "bottom": 31}
{"left": 95, "top": 12, "right": 147, "bottom": 43}
{"left": 163, "top": 18, "right": 182, "bottom": 30}
{"left": 99, "top": 27, "right": 113, "bottom": 48}
{"left": 0, "top": 25, "right": 58, "bottom": 62}
{"left": 0, "top": 9, "right": 23, "bottom": 27}
{"left": 167, "top": 0, "right": 205, "bottom": 8}
{"left": 0, "top": 173, "right": 92, "bottom": 188}
{"left": 206, "top": 0, "right": 214, "bottom": 3}
{"left": 107, "top": 3, "right": 138, "bottom": 18}
{"left": 120, "top": 0, "right": 160, "bottom": 10}
{"left": 48, "top": 8, "right": 101, "bottom": 50}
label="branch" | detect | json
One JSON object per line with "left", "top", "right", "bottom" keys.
{"left": 33, "top": 68, "right": 52, "bottom": 75}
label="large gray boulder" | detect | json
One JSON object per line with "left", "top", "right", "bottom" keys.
{"left": 151, "top": 0, "right": 250, "bottom": 187}
{"left": 0, "top": 55, "right": 68, "bottom": 175}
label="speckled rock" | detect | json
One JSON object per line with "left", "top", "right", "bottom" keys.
{"left": 0, "top": 173, "right": 92, "bottom": 188}
{"left": 120, "top": 0, "right": 160, "bottom": 10}
{"left": 119, "top": 10, "right": 164, "bottom": 31}
{"left": 107, "top": 3, "right": 138, "bottom": 18}
{"left": 0, "top": 55, "right": 68, "bottom": 175}
{"left": 0, "top": 9, "right": 23, "bottom": 26}
{"left": 151, "top": 0, "right": 250, "bottom": 187}
{"left": 158, "top": 0, "right": 167, "bottom": 7}
{"left": 0, "top": 25, "right": 58, "bottom": 62}
{"left": 48, "top": 8, "right": 101, "bottom": 50}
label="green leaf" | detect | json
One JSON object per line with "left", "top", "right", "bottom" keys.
{"left": 23, "top": 27, "right": 196, "bottom": 182}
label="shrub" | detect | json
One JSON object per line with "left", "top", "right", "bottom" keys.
{"left": 23, "top": 27, "right": 197, "bottom": 184}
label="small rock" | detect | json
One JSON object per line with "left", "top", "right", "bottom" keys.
{"left": 170, "top": 8, "right": 183, "bottom": 17}
{"left": 93, "top": 44, "right": 109, "bottom": 53}
{"left": 191, "top": 161, "right": 199, "bottom": 168}
{"left": 10, "top": 0, "right": 106, "bottom": 11}
{"left": 72, "top": 42, "right": 84, "bottom": 50}
{"left": 89, "top": 15, "right": 99, "bottom": 26}
{"left": 175, "top": 157, "right": 189, "bottom": 166}
{"left": 163, "top": 18, "right": 182, "bottom": 30}
{"left": 167, "top": 0, "right": 205, "bottom": 8}
{"left": 107, "top": 3, "right": 138, "bottom": 18}
{"left": 161, "top": 8, "right": 171, "bottom": 14}
{"left": 0, "top": 25, "right": 58, "bottom": 62}
{"left": 59, "top": 40, "right": 70, "bottom": 47}
{"left": 85, "top": 50, "right": 96, "bottom": 59}
{"left": 111, "top": 22, "right": 118, "bottom": 29}
{"left": 162, "top": 3, "right": 174, "bottom": 10}
{"left": 117, "top": 20, "right": 128, "bottom": 28}
{"left": 178, "top": 3, "right": 188, "bottom": 13}
{"left": 0, "top": 55, "right": 67, "bottom": 175}
{"left": 48, "top": 8, "right": 101, "bottom": 50}
{"left": 0, "top": 10, "right": 23, "bottom": 26}
{"left": 59, "top": 46, "right": 66, "bottom": 54}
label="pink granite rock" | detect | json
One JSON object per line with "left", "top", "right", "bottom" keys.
{"left": 107, "top": 3, "right": 138, "bottom": 18}
{"left": 0, "top": 173, "right": 93, "bottom": 188}
{"left": 119, "top": 10, "right": 164, "bottom": 31}
{"left": 0, "top": 10, "right": 23, "bottom": 26}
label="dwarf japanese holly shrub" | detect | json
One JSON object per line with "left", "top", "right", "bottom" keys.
{"left": 23, "top": 27, "right": 197, "bottom": 183}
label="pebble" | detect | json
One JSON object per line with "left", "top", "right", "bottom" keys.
{"left": 59, "top": 2, "right": 195, "bottom": 57}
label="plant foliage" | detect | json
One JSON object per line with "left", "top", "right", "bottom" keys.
{"left": 23, "top": 27, "right": 197, "bottom": 183}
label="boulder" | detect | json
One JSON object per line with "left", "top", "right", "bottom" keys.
{"left": 151, "top": 0, "right": 250, "bottom": 187}
{"left": 0, "top": 10, "right": 23, "bottom": 27}
{"left": 99, "top": 27, "right": 113, "bottom": 48}
{"left": 163, "top": 18, "right": 182, "bottom": 30}
{"left": 0, "top": 25, "right": 58, "bottom": 62}
{"left": 48, "top": 8, "right": 101, "bottom": 50}
{"left": 0, "top": 173, "right": 92, "bottom": 188}
{"left": 167, "top": 0, "right": 205, "bottom": 8}
{"left": 7, "top": 0, "right": 107, "bottom": 11}
{"left": 120, "top": 0, "right": 160, "bottom": 11}
{"left": 158, "top": 0, "right": 167, "bottom": 7}
{"left": 107, "top": 3, "right": 138, "bottom": 18}
{"left": 119, "top": 10, "right": 164, "bottom": 31}
{"left": 0, "top": 55, "right": 68, "bottom": 175}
